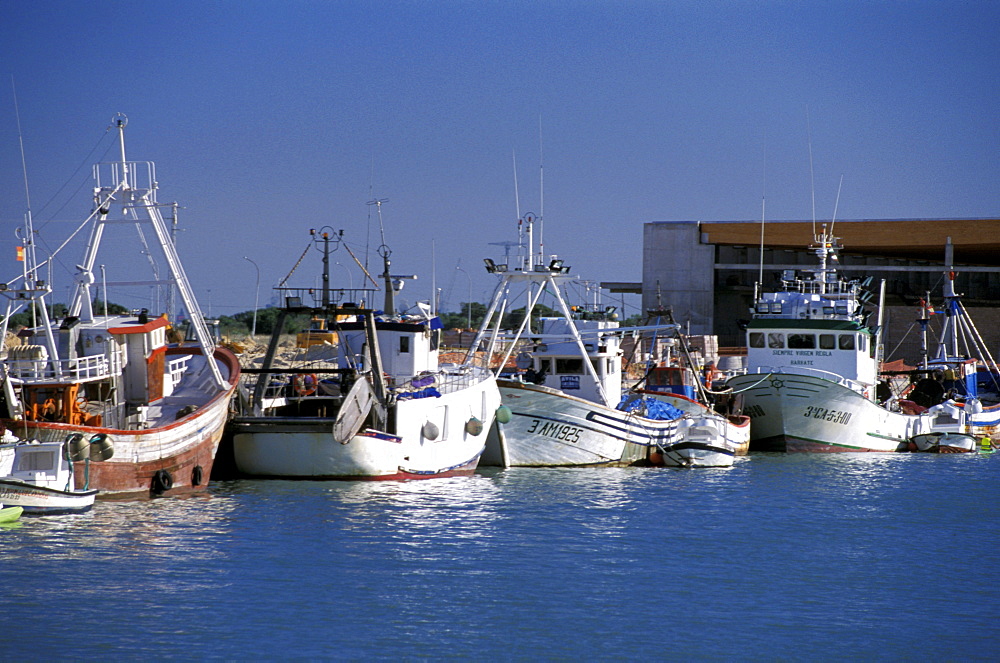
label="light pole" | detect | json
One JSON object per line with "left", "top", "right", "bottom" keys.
{"left": 335, "top": 261, "right": 354, "bottom": 289}
{"left": 456, "top": 265, "right": 471, "bottom": 329}
{"left": 244, "top": 256, "right": 260, "bottom": 338}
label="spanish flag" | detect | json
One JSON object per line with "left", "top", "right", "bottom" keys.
{"left": 16, "top": 246, "right": 24, "bottom": 262}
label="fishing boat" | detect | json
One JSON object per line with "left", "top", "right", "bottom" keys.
{"left": 726, "top": 226, "right": 999, "bottom": 452}
{"left": 0, "top": 431, "right": 99, "bottom": 513}
{"left": 229, "top": 228, "right": 502, "bottom": 479}
{"left": 469, "top": 214, "right": 699, "bottom": 467}
{"left": 0, "top": 504, "right": 22, "bottom": 523}
{"left": 0, "top": 115, "right": 240, "bottom": 497}
{"left": 635, "top": 366, "right": 751, "bottom": 467}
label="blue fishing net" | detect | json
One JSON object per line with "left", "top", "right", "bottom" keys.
{"left": 396, "top": 387, "right": 442, "bottom": 401}
{"left": 616, "top": 395, "right": 684, "bottom": 421}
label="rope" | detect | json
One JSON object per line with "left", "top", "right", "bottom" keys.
{"left": 726, "top": 373, "right": 775, "bottom": 394}
{"left": 277, "top": 242, "right": 312, "bottom": 287}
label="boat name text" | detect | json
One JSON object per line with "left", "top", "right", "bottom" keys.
{"left": 771, "top": 350, "right": 834, "bottom": 357}
{"left": 525, "top": 419, "right": 582, "bottom": 444}
{"left": 803, "top": 406, "right": 853, "bottom": 425}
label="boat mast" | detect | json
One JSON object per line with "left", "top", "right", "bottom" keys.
{"left": 3, "top": 86, "right": 61, "bottom": 376}
{"left": 70, "top": 115, "right": 225, "bottom": 388}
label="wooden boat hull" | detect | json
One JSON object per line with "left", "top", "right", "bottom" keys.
{"left": 2, "top": 348, "right": 239, "bottom": 499}
{"left": 485, "top": 380, "right": 681, "bottom": 467}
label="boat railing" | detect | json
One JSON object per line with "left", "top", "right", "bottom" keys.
{"left": 271, "top": 287, "right": 378, "bottom": 310}
{"left": 398, "top": 364, "right": 493, "bottom": 397}
{"left": 751, "top": 365, "right": 869, "bottom": 392}
{"left": 94, "top": 160, "right": 157, "bottom": 201}
{"left": 166, "top": 355, "right": 192, "bottom": 390}
{"left": 6, "top": 352, "right": 119, "bottom": 384}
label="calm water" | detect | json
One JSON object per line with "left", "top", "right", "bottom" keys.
{"left": 3, "top": 453, "right": 998, "bottom": 660}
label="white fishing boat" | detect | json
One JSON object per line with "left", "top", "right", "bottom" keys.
{"left": 230, "top": 229, "right": 502, "bottom": 479}
{"left": 636, "top": 366, "right": 751, "bottom": 468}
{"left": 727, "top": 226, "right": 999, "bottom": 452}
{"left": 470, "top": 214, "right": 699, "bottom": 467}
{"left": 0, "top": 115, "right": 240, "bottom": 497}
{"left": 0, "top": 431, "right": 99, "bottom": 513}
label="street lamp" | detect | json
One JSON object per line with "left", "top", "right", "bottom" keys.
{"left": 456, "top": 265, "right": 471, "bottom": 329}
{"left": 244, "top": 256, "right": 260, "bottom": 338}
{"left": 335, "top": 261, "right": 354, "bottom": 289}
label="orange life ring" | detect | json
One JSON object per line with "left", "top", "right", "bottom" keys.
{"left": 293, "top": 374, "right": 318, "bottom": 396}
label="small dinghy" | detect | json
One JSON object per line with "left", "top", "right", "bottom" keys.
{"left": 0, "top": 432, "right": 100, "bottom": 514}
{"left": 0, "top": 504, "right": 22, "bottom": 523}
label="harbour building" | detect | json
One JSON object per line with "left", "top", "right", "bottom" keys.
{"left": 605, "top": 219, "right": 1000, "bottom": 364}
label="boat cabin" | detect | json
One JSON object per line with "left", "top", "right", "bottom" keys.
{"left": 745, "top": 319, "right": 876, "bottom": 386}
{"left": 523, "top": 316, "right": 623, "bottom": 406}
{"left": 644, "top": 365, "right": 700, "bottom": 400}
{"left": 6, "top": 310, "right": 178, "bottom": 428}
{"left": 337, "top": 315, "right": 443, "bottom": 386}
{"left": 746, "top": 266, "right": 876, "bottom": 387}
{"left": 0, "top": 440, "right": 74, "bottom": 492}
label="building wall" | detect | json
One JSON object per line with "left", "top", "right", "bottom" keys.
{"left": 642, "top": 220, "right": 1000, "bottom": 358}
{"left": 642, "top": 222, "right": 715, "bottom": 335}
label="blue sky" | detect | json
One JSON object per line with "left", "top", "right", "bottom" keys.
{"left": 1, "top": 1, "right": 997, "bottom": 322}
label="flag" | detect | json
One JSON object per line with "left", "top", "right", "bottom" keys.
{"left": 16, "top": 246, "right": 24, "bottom": 262}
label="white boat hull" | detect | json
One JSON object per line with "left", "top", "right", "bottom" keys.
{"left": 728, "top": 372, "right": 926, "bottom": 452}
{"left": 0, "top": 479, "right": 97, "bottom": 514}
{"left": 485, "top": 380, "right": 680, "bottom": 467}
{"left": 655, "top": 417, "right": 748, "bottom": 468}
{"left": 232, "top": 374, "right": 500, "bottom": 479}
{"left": 909, "top": 432, "right": 979, "bottom": 453}
{"left": 642, "top": 392, "right": 751, "bottom": 468}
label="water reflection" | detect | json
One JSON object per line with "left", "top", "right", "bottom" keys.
{"left": 3, "top": 452, "right": 997, "bottom": 661}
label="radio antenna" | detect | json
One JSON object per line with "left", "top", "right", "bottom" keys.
{"left": 830, "top": 174, "right": 844, "bottom": 236}
{"left": 807, "top": 106, "right": 816, "bottom": 236}
{"left": 512, "top": 149, "right": 520, "bottom": 221}
{"left": 538, "top": 115, "right": 544, "bottom": 262}
{"left": 758, "top": 133, "right": 766, "bottom": 289}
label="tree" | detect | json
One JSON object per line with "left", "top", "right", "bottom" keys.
{"left": 2, "top": 299, "right": 126, "bottom": 329}
{"left": 502, "top": 303, "right": 559, "bottom": 331}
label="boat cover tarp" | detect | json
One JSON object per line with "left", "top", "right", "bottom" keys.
{"left": 616, "top": 395, "right": 684, "bottom": 421}
{"left": 396, "top": 387, "right": 442, "bottom": 400}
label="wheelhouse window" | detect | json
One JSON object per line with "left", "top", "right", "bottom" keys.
{"left": 399, "top": 336, "right": 410, "bottom": 353}
{"left": 749, "top": 332, "right": 765, "bottom": 348}
{"left": 857, "top": 334, "right": 867, "bottom": 352}
{"left": 768, "top": 333, "right": 785, "bottom": 349}
{"left": 556, "top": 358, "right": 584, "bottom": 374}
{"left": 788, "top": 333, "right": 816, "bottom": 349}
{"left": 839, "top": 334, "right": 855, "bottom": 350}
{"left": 819, "top": 334, "right": 836, "bottom": 350}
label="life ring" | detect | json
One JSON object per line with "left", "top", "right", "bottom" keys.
{"left": 293, "top": 374, "right": 318, "bottom": 396}
{"left": 151, "top": 469, "right": 174, "bottom": 495}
